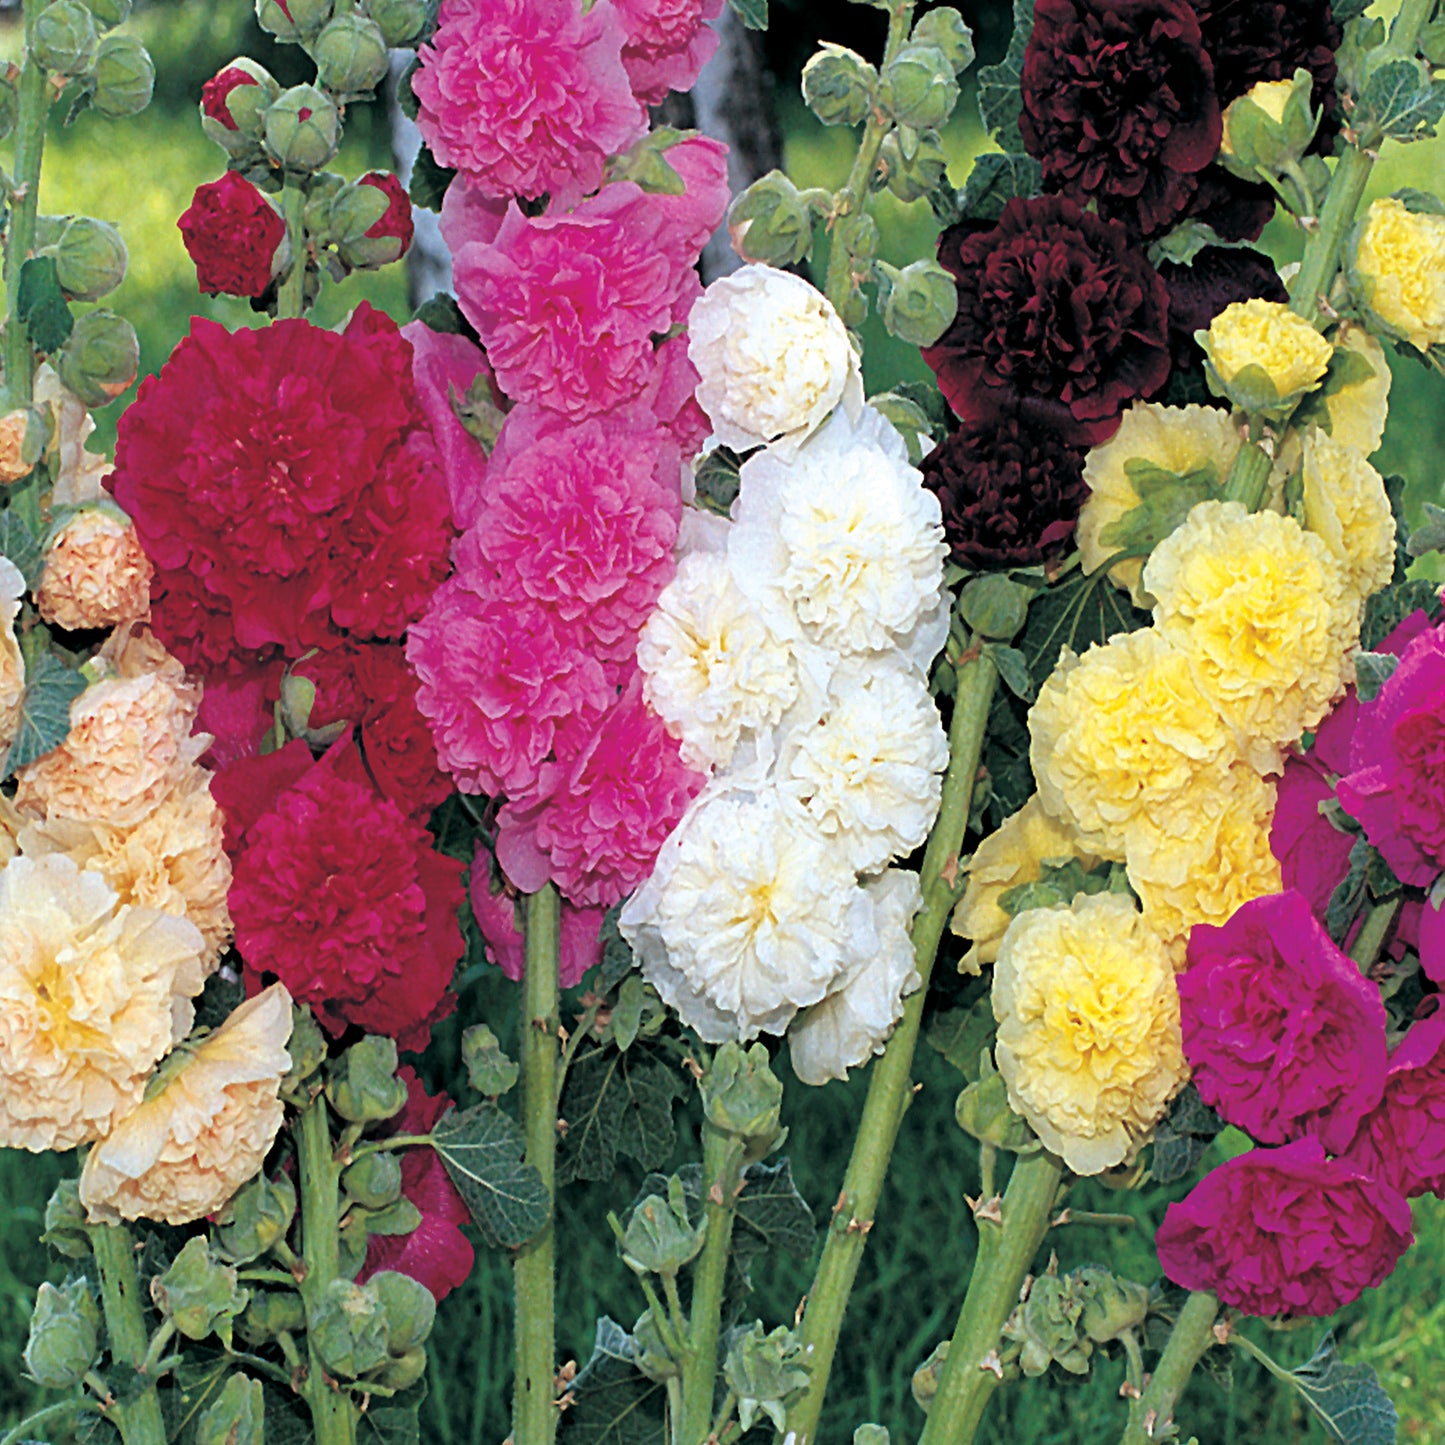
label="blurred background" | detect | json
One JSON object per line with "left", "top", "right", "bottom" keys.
{"left": 1, "top": 2, "right": 1443, "bottom": 1442}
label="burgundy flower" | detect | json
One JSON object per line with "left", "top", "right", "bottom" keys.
{"left": 923, "top": 197, "right": 1170, "bottom": 445}
{"left": 1020, "top": 0, "right": 1221, "bottom": 239}
{"left": 1347, "top": 1013, "right": 1445, "bottom": 1199}
{"left": 177, "top": 172, "right": 285, "bottom": 299}
{"left": 1157, "top": 246, "right": 1288, "bottom": 375}
{"left": 200, "top": 66, "right": 257, "bottom": 131}
{"left": 360, "top": 171, "right": 415, "bottom": 255}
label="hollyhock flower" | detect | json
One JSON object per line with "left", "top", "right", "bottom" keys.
{"left": 413, "top": 0, "right": 644, "bottom": 209}
{"left": 1201, "top": 299, "right": 1334, "bottom": 408}
{"left": 359, "top": 1070, "right": 474, "bottom": 1301}
{"left": 924, "top": 198, "right": 1171, "bottom": 444}
{"left": 1421, "top": 899, "right": 1445, "bottom": 984}
{"left": 1299, "top": 324, "right": 1392, "bottom": 458}
{"left": 468, "top": 858, "right": 604, "bottom": 989}
{"left": 1157, "top": 1139, "right": 1412, "bottom": 1316}
{"left": 0, "top": 854, "right": 207, "bottom": 1152}
{"left": 1269, "top": 757, "right": 1353, "bottom": 922}
{"left": 177, "top": 172, "right": 286, "bottom": 299}
{"left": 1156, "top": 247, "right": 1288, "bottom": 376}
{"left": 495, "top": 673, "right": 705, "bottom": 908}
{"left": 215, "top": 740, "right": 465, "bottom": 1051}
{"left": 1347, "top": 1014, "right": 1445, "bottom": 1198}
{"left": 1301, "top": 428, "right": 1396, "bottom": 607}
{"left": 37, "top": 505, "right": 152, "bottom": 632}
{"left": 1180, "top": 890, "right": 1387, "bottom": 1151}
{"left": 920, "top": 415, "right": 1089, "bottom": 571}
{"left": 112, "top": 307, "right": 452, "bottom": 665}
{"left": 196, "top": 662, "right": 280, "bottom": 770}
{"left": 1353, "top": 196, "right": 1445, "bottom": 353}
{"left": 1020, "top": 0, "right": 1221, "bottom": 239}
{"left": 993, "top": 892, "right": 1186, "bottom": 1174}
{"left": 614, "top": 0, "right": 723, "bottom": 104}
{"left": 79, "top": 985, "right": 291, "bottom": 1226}
{"left": 201, "top": 66, "right": 259, "bottom": 130}
{"left": 0, "top": 557, "right": 24, "bottom": 752}
{"left": 35, "top": 363, "right": 110, "bottom": 507}
{"left": 648, "top": 136, "right": 731, "bottom": 258}
{"left": 359, "top": 172, "right": 413, "bottom": 256}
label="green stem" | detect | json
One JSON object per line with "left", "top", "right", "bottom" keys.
{"left": 1118, "top": 1292, "right": 1219, "bottom": 1445}
{"left": 0, "top": 1398, "right": 100, "bottom": 1445}
{"left": 297, "top": 1091, "right": 359, "bottom": 1445}
{"left": 1221, "top": 437, "right": 1275, "bottom": 511}
{"left": 514, "top": 884, "right": 561, "bottom": 1445}
{"left": 277, "top": 180, "right": 308, "bottom": 321}
{"left": 87, "top": 1223, "right": 167, "bottom": 1445}
{"left": 781, "top": 648, "right": 999, "bottom": 1445}
{"left": 916, "top": 1151, "right": 1065, "bottom": 1445}
{"left": 1349, "top": 896, "right": 1402, "bottom": 972}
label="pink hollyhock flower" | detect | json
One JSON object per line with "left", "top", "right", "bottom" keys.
{"left": 648, "top": 135, "right": 731, "bottom": 257}
{"left": 1421, "top": 896, "right": 1445, "bottom": 983}
{"left": 1347, "top": 1012, "right": 1445, "bottom": 1198}
{"left": 413, "top": 0, "right": 645, "bottom": 208}
{"left": 647, "top": 337, "right": 710, "bottom": 460}
{"left": 359, "top": 1069, "right": 474, "bottom": 1301}
{"left": 405, "top": 570, "right": 614, "bottom": 798}
{"left": 196, "top": 660, "right": 281, "bottom": 768}
{"left": 438, "top": 173, "right": 505, "bottom": 259}
{"left": 1157, "top": 1138, "right": 1412, "bottom": 1317}
{"left": 458, "top": 406, "right": 681, "bottom": 664}
{"left": 1269, "top": 757, "right": 1354, "bottom": 922}
{"left": 469, "top": 856, "right": 605, "bottom": 988}
{"left": 614, "top": 0, "right": 723, "bottom": 104}
{"left": 215, "top": 739, "right": 465, "bottom": 1052}
{"left": 496, "top": 671, "right": 706, "bottom": 908}
{"left": 1180, "top": 890, "right": 1387, "bottom": 1153}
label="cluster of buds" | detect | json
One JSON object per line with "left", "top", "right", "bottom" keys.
{"left": 1218, "top": 69, "right": 1324, "bottom": 206}
{"left": 29, "top": 0, "right": 153, "bottom": 117}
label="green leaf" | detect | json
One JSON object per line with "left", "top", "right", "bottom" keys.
{"left": 558, "top": 1318, "right": 668, "bottom": 1445}
{"left": 976, "top": 0, "right": 1034, "bottom": 150}
{"left": 1362, "top": 578, "right": 1441, "bottom": 651}
{"left": 16, "top": 255, "right": 74, "bottom": 354}
{"left": 409, "top": 144, "right": 456, "bottom": 213}
{"left": 397, "top": 56, "right": 421, "bottom": 121}
{"left": 1147, "top": 221, "right": 1256, "bottom": 268}
{"left": 978, "top": 685, "right": 1034, "bottom": 827}
{"left": 556, "top": 1044, "right": 686, "bottom": 1187}
{"left": 955, "top": 151, "right": 1041, "bottom": 224}
{"left": 358, "top": 1386, "right": 427, "bottom": 1445}
{"left": 732, "top": 1158, "right": 816, "bottom": 1260}
{"left": 413, "top": 292, "right": 470, "bottom": 338}
{"left": 1326, "top": 837, "right": 1372, "bottom": 945}
{"left": 4, "top": 649, "right": 87, "bottom": 782}
{"left": 1267, "top": 1332, "right": 1399, "bottom": 1445}
{"left": 1360, "top": 58, "right": 1445, "bottom": 141}
{"left": 1406, "top": 500, "right": 1445, "bottom": 558}
{"left": 1333, "top": 0, "right": 1371, "bottom": 19}
{"left": 0, "top": 504, "right": 45, "bottom": 589}
{"left": 1149, "top": 1085, "right": 1224, "bottom": 1186}
{"left": 987, "top": 644, "right": 1035, "bottom": 703}
{"left": 694, "top": 446, "right": 743, "bottom": 517}
{"left": 597, "top": 904, "right": 637, "bottom": 993}
{"left": 926, "top": 993, "right": 996, "bottom": 1082}
{"left": 1355, "top": 651, "right": 1400, "bottom": 703}
{"left": 431, "top": 1102, "right": 551, "bottom": 1249}
{"left": 727, "top": 0, "right": 767, "bottom": 29}
{"left": 1016, "top": 568, "right": 1152, "bottom": 690}
{"left": 612, "top": 975, "right": 648, "bottom": 1052}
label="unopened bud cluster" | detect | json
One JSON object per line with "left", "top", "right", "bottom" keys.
{"left": 29, "top": 1, "right": 153, "bottom": 117}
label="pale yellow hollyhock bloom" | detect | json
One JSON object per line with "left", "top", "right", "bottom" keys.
{"left": 1354, "top": 196, "right": 1445, "bottom": 351}
{"left": 1301, "top": 427, "right": 1396, "bottom": 608}
{"left": 1204, "top": 298, "right": 1333, "bottom": 401}
{"left": 0, "top": 556, "right": 25, "bottom": 755}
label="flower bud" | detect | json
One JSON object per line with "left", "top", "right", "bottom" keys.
{"left": 343, "top": 1151, "right": 404, "bottom": 1210}
{"left": 911, "top": 8, "right": 975, "bottom": 74}
{"left": 369, "top": 1270, "right": 436, "bottom": 1354}
{"left": 878, "top": 43, "right": 959, "bottom": 130}
{"left": 335, "top": 173, "right": 414, "bottom": 270}
{"left": 954, "top": 1058, "right": 1039, "bottom": 1154}
{"left": 53, "top": 216, "right": 127, "bottom": 302}
{"left": 312, "top": 15, "right": 389, "bottom": 99}
{"left": 867, "top": 391, "right": 937, "bottom": 466}
{"left": 1198, "top": 297, "right": 1334, "bottom": 416}
{"left": 56, "top": 309, "right": 139, "bottom": 408}
{"left": 0, "top": 78, "right": 17, "bottom": 141}
{"left": 701, "top": 1042, "right": 783, "bottom": 1153}
{"left": 41, "top": 1179, "right": 90, "bottom": 1259}
{"left": 282, "top": 1004, "right": 327, "bottom": 1090}
{"left": 879, "top": 126, "right": 948, "bottom": 204}
{"left": 264, "top": 84, "right": 341, "bottom": 173}
{"left": 727, "top": 170, "right": 821, "bottom": 267}
{"left": 91, "top": 34, "right": 155, "bottom": 117}
{"left": 326, "top": 1035, "right": 408, "bottom": 1123}
{"left": 152, "top": 1237, "right": 249, "bottom": 1344}
{"left": 368, "top": 0, "right": 430, "bottom": 47}
{"left": 1074, "top": 1266, "right": 1149, "bottom": 1344}
{"left": 30, "top": 1, "right": 98, "bottom": 76}
{"left": 801, "top": 44, "right": 877, "bottom": 127}
{"left": 618, "top": 1177, "right": 707, "bottom": 1277}
{"left": 722, "top": 1323, "right": 810, "bottom": 1435}
{"left": 79, "top": 0, "right": 132, "bottom": 30}
{"left": 1219, "top": 70, "right": 1319, "bottom": 182}
{"left": 0, "top": 407, "right": 46, "bottom": 485}
{"left": 239, "top": 1288, "right": 306, "bottom": 1344}
{"left": 834, "top": 211, "right": 878, "bottom": 264}
{"left": 632, "top": 1309, "right": 679, "bottom": 1383}
{"left": 196, "top": 1374, "right": 264, "bottom": 1445}
{"left": 215, "top": 1172, "right": 298, "bottom": 1264}
{"left": 911, "top": 1339, "right": 948, "bottom": 1415}
{"left": 308, "top": 1279, "right": 391, "bottom": 1379}
{"left": 201, "top": 60, "right": 278, "bottom": 152}
{"left": 1007, "top": 1268, "right": 1091, "bottom": 1378}
{"left": 874, "top": 258, "right": 958, "bottom": 347}
{"left": 24, "top": 1280, "right": 100, "bottom": 1390}
{"left": 256, "top": 0, "right": 334, "bottom": 42}
{"left": 371, "top": 1346, "right": 428, "bottom": 1391}
{"left": 462, "top": 1023, "right": 520, "bottom": 1097}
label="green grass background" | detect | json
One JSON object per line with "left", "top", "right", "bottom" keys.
{"left": 3, "top": 1, "right": 1445, "bottom": 1442}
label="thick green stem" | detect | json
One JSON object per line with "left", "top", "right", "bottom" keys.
{"left": 87, "top": 1223, "right": 167, "bottom": 1445}
{"left": 1118, "top": 1292, "right": 1219, "bottom": 1445}
{"left": 781, "top": 650, "right": 999, "bottom": 1445}
{"left": 297, "top": 1092, "right": 359, "bottom": 1445}
{"left": 1221, "top": 438, "right": 1275, "bottom": 511}
{"left": 514, "top": 884, "right": 560, "bottom": 1445}
{"left": 0, "top": 1398, "right": 99, "bottom": 1445}
{"left": 277, "top": 180, "right": 308, "bottom": 321}
{"left": 916, "top": 1152, "right": 1065, "bottom": 1445}
{"left": 1349, "top": 896, "right": 1402, "bottom": 971}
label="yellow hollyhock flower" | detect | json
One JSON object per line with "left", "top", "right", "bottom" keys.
{"left": 1301, "top": 427, "right": 1396, "bottom": 608}
{"left": 1354, "top": 195, "right": 1445, "bottom": 352}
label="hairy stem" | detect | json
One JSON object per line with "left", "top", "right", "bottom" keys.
{"left": 1221, "top": 437, "right": 1276, "bottom": 511}
{"left": 87, "top": 1224, "right": 167, "bottom": 1445}
{"left": 277, "top": 180, "right": 308, "bottom": 321}
{"left": 1118, "top": 1292, "right": 1220, "bottom": 1445}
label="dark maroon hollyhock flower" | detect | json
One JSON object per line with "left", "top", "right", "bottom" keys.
{"left": 920, "top": 416, "right": 1088, "bottom": 570}
{"left": 923, "top": 197, "right": 1171, "bottom": 445}
{"left": 1157, "top": 246, "right": 1288, "bottom": 374}
{"left": 1176, "top": 167, "right": 1280, "bottom": 245}
{"left": 200, "top": 66, "right": 257, "bottom": 131}
{"left": 360, "top": 171, "right": 415, "bottom": 254}
{"left": 177, "top": 171, "right": 286, "bottom": 298}
{"left": 1020, "top": 0, "right": 1222, "bottom": 239}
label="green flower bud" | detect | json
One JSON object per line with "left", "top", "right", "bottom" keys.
{"left": 462, "top": 1023, "right": 520, "bottom": 1097}
{"left": 31, "top": 1, "right": 98, "bottom": 76}
{"left": 701, "top": 1042, "right": 783, "bottom": 1152}
{"left": 1219, "top": 70, "right": 1319, "bottom": 183}
{"left": 1006, "top": 1267, "right": 1091, "bottom": 1378}
{"left": 308, "top": 1279, "right": 391, "bottom": 1379}
{"left": 282, "top": 1004, "right": 327, "bottom": 1091}
{"left": 867, "top": 390, "right": 937, "bottom": 466}
{"left": 369, "top": 1270, "right": 436, "bottom": 1354}
{"left": 368, "top": 0, "right": 430, "bottom": 47}
{"left": 56, "top": 310, "right": 139, "bottom": 408}
{"left": 256, "top": 0, "right": 334, "bottom": 42}
{"left": 874, "top": 258, "right": 958, "bottom": 347}
{"left": 910, "top": 1339, "right": 948, "bottom": 1415}
{"left": 264, "top": 84, "right": 341, "bottom": 174}
{"left": 328, "top": 179, "right": 390, "bottom": 246}
{"left": 24, "top": 1280, "right": 100, "bottom": 1390}
{"left": 801, "top": 43, "right": 877, "bottom": 127}
{"left": 618, "top": 1177, "right": 707, "bottom": 1278}
{"left": 215, "top": 1172, "right": 298, "bottom": 1264}
{"left": 632, "top": 1309, "right": 679, "bottom": 1383}
{"left": 954, "top": 1057, "right": 1039, "bottom": 1155}
{"left": 91, "top": 34, "right": 155, "bottom": 118}
{"left": 879, "top": 43, "right": 959, "bottom": 130}
{"left": 41, "top": 1179, "right": 90, "bottom": 1260}
{"left": 343, "top": 1151, "right": 404, "bottom": 1211}
{"left": 879, "top": 126, "right": 948, "bottom": 204}
{"left": 911, "top": 8, "right": 975, "bottom": 74}
{"left": 239, "top": 1288, "right": 306, "bottom": 1345}
{"left": 311, "top": 15, "right": 390, "bottom": 97}
{"left": 201, "top": 59, "right": 279, "bottom": 159}
{"left": 0, "top": 78, "right": 19, "bottom": 142}
{"left": 326, "top": 1035, "right": 408, "bottom": 1123}
{"left": 834, "top": 210, "right": 879, "bottom": 264}
{"left": 854, "top": 1428, "right": 891, "bottom": 1445}
{"left": 80, "top": 0, "right": 132, "bottom": 30}
{"left": 153, "top": 1238, "right": 249, "bottom": 1345}
{"left": 370, "top": 1345, "right": 428, "bottom": 1391}
{"left": 53, "top": 216, "right": 127, "bottom": 302}
{"left": 722, "top": 1323, "right": 811, "bottom": 1435}
{"left": 196, "top": 1373, "right": 264, "bottom": 1445}
{"left": 1074, "top": 1267, "right": 1150, "bottom": 1345}
{"left": 727, "top": 170, "right": 821, "bottom": 267}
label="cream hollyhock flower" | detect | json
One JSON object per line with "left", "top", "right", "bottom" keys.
{"left": 789, "top": 870, "right": 922, "bottom": 1086}
{"left": 0, "top": 410, "right": 31, "bottom": 485}
{"left": 80, "top": 984, "right": 292, "bottom": 1226}
{"left": 0, "top": 854, "right": 208, "bottom": 1152}
{"left": 1202, "top": 298, "right": 1334, "bottom": 405}
{"left": 0, "top": 556, "right": 25, "bottom": 755}
{"left": 621, "top": 783, "right": 872, "bottom": 1042}
{"left": 1144, "top": 501, "right": 1357, "bottom": 756}
{"left": 34, "top": 363, "right": 111, "bottom": 506}
{"left": 688, "top": 264, "right": 864, "bottom": 455}
{"left": 951, "top": 798, "right": 1101, "bottom": 974}
{"left": 1301, "top": 427, "right": 1396, "bottom": 606}
{"left": 992, "top": 893, "right": 1186, "bottom": 1175}
{"left": 1354, "top": 195, "right": 1445, "bottom": 352}
{"left": 1029, "top": 628, "right": 1242, "bottom": 857}
{"left": 37, "top": 505, "right": 152, "bottom": 632}
{"left": 728, "top": 406, "right": 949, "bottom": 669}
{"left": 1302, "top": 323, "right": 1392, "bottom": 456}
{"left": 776, "top": 654, "right": 947, "bottom": 873}
{"left": 637, "top": 549, "right": 798, "bottom": 772}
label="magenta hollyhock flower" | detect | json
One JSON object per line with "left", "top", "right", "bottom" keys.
{"left": 646, "top": 336, "right": 710, "bottom": 460}
{"left": 200, "top": 66, "right": 258, "bottom": 131}
{"left": 438, "top": 173, "right": 506, "bottom": 259}
{"left": 1421, "top": 897, "right": 1445, "bottom": 983}
{"left": 1347, "top": 1012, "right": 1445, "bottom": 1198}
{"left": 1157, "top": 1139, "right": 1412, "bottom": 1316}
{"left": 412, "top": 0, "right": 645, "bottom": 208}
{"left": 1180, "top": 890, "right": 1388, "bottom": 1153}
{"left": 196, "top": 660, "right": 281, "bottom": 769}
{"left": 614, "top": 0, "right": 724, "bottom": 104}
{"left": 1269, "top": 757, "right": 1354, "bottom": 922}
{"left": 468, "top": 856, "right": 605, "bottom": 988}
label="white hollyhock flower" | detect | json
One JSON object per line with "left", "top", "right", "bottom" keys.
{"left": 688, "top": 265, "right": 863, "bottom": 455}
{"left": 789, "top": 869, "right": 923, "bottom": 1086}
{"left": 776, "top": 655, "right": 947, "bottom": 873}
{"left": 620, "top": 783, "right": 874, "bottom": 1042}
{"left": 728, "top": 406, "right": 949, "bottom": 665}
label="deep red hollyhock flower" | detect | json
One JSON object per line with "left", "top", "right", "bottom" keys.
{"left": 1157, "top": 246, "right": 1288, "bottom": 374}
{"left": 214, "top": 738, "right": 465, "bottom": 1051}
{"left": 112, "top": 305, "right": 454, "bottom": 668}
{"left": 360, "top": 172, "right": 415, "bottom": 254}
{"left": 200, "top": 66, "right": 257, "bottom": 131}
{"left": 919, "top": 415, "right": 1088, "bottom": 570}
{"left": 923, "top": 198, "right": 1171, "bottom": 445}
{"left": 177, "top": 172, "right": 286, "bottom": 298}
{"left": 358, "top": 1069, "right": 475, "bottom": 1301}
{"left": 1020, "top": 0, "right": 1221, "bottom": 240}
